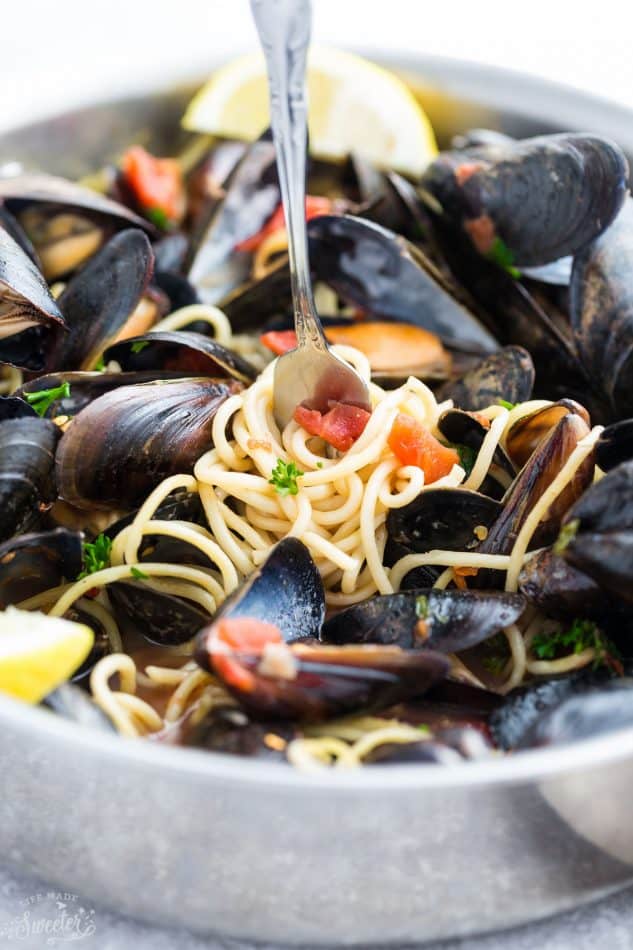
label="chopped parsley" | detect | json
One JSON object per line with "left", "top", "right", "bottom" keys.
{"left": 130, "top": 566, "right": 149, "bottom": 580}
{"left": 415, "top": 594, "right": 429, "bottom": 619}
{"left": 487, "top": 236, "right": 521, "bottom": 279}
{"left": 553, "top": 518, "right": 580, "bottom": 555}
{"left": 93, "top": 356, "right": 106, "bottom": 372}
{"left": 454, "top": 443, "right": 477, "bottom": 477}
{"left": 78, "top": 533, "right": 112, "bottom": 579}
{"left": 482, "top": 632, "right": 510, "bottom": 677}
{"left": 531, "top": 618, "right": 621, "bottom": 671}
{"left": 146, "top": 206, "right": 170, "bottom": 230}
{"left": 25, "top": 381, "right": 71, "bottom": 417}
{"left": 498, "top": 399, "right": 517, "bottom": 411}
{"left": 269, "top": 459, "right": 304, "bottom": 497}
{"left": 130, "top": 340, "right": 150, "bottom": 354}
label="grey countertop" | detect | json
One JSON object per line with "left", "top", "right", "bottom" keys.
{"left": 2, "top": 864, "right": 633, "bottom": 950}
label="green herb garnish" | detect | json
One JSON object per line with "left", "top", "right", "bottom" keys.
{"left": 482, "top": 632, "right": 510, "bottom": 677}
{"left": 531, "top": 618, "right": 621, "bottom": 671}
{"left": 130, "top": 566, "right": 149, "bottom": 580}
{"left": 498, "top": 399, "right": 517, "bottom": 411}
{"left": 553, "top": 518, "right": 580, "bottom": 555}
{"left": 146, "top": 206, "right": 170, "bottom": 230}
{"left": 415, "top": 595, "right": 429, "bottom": 619}
{"left": 78, "top": 533, "right": 112, "bottom": 579}
{"left": 454, "top": 443, "right": 477, "bottom": 477}
{"left": 130, "top": 340, "right": 150, "bottom": 354}
{"left": 269, "top": 459, "right": 304, "bottom": 497}
{"left": 487, "top": 236, "right": 521, "bottom": 279}
{"left": 25, "top": 381, "right": 71, "bottom": 417}
{"left": 93, "top": 356, "right": 106, "bottom": 372}
{"left": 316, "top": 461, "right": 324, "bottom": 469}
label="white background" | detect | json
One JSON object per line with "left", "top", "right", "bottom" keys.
{"left": 2, "top": 0, "right": 633, "bottom": 131}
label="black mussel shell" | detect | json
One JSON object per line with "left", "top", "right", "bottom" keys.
{"left": 570, "top": 198, "right": 633, "bottom": 419}
{"left": 0, "top": 224, "right": 65, "bottom": 369}
{"left": 43, "top": 683, "right": 116, "bottom": 732}
{"left": 436, "top": 346, "right": 534, "bottom": 411}
{"left": 55, "top": 377, "right": 242, "bottom": 510}
{"left": 437, "top": 408, "right": 515, "bottom": 486}
{"left": 517, "top": 681, "right": 633, "bottom": 749}
{"left": 204, "top": 539, "right": 325, "bottom": 644}
{"left": 197, "top": 633, "right": 450, "bottom": 722}
{"left": 0, "top": 172, "right": 155, "bottom": 234}
{"left": 561, "top": 458, "right": 633, "bottom": 534}
{"left": 109, "top": 580, "right": 211, "bottom": 646}
{"left": 365, "top": 739, "right": 463, "bottom": 766}
{"left": 187, "top": 130, "right": 279, "bottom": 303}
{"left": 0, "top": 205, "right": 39, "bottom": 265}
{"left": 597, "top": 419, "right": 633, "bottom": 471}
{"left": 478, "top": 412, "right": 594, "bottom": 560}
{"left": 104, "top": 329, "right": 256, "bottom": 384}
{"left": 153, "top": 271, "right": 199, "bottom": 312}
{"left": 321, "top": 589, "right": 525, "bottom": 654}
{"left": 0, "top": 394, "right": 37, "bottom": 420}
{"left": 152, "top": 232, "right": 189, "bottom": 272}
{"left": 306, "top": 214, "right": 498, "bottom": 355}
{"left": 562, "top": 530, "right": 633, "bottom": 605}
{"left": 0, "top": 417, "right": 60, "bottom": 542}
{"left": 181, "top": 706, "right": 295, "bottom": 760}
{"left": 387, "top": 487, "right": 502, "bottom": 556}
{"left": 46, "top": 229, "right": 154, "bottom": 371}
{"left": 518, "top": 548, "right": 607, "bottom": 619}
{"left": 505, "top": 399, "right": 590, "bottom": 469}
{"left": 18, "top": 369, "right": 192, "bottom": 419}
{"left": 489, "top": 665, "right": 615, "bottom": 750}
{"left": 0, "top": 527, "right": 82, "bottom": 607}
{"left": 423, "top": 133, "right": 628, "bottom": 266}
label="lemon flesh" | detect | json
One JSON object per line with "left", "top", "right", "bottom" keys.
{"left": 0, "top": 607, "right": 94, "bottom": 704}
{"left": 183, "top": 47, "right": 437, "bottom": 178}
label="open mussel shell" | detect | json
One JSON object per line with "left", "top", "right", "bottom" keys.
{"left": 18, "top": 369, "right": 192, "bottom": 419}
{"left": 489, "top": 665, "right": 615, "bottom": 750}
{"left": 0, "top": 205, "right": 39, "bottom": 265}
{"left": 109, "top": 581, "right": 211, "bottom": 647}
{"left": 153, "top": 270, "right": 199, "bottom": 313}
{"left": 104, "top": 329, "right": 256, "bottom": 384}
{"left": 387, "top": 487, "right": 502, "bottom": 557}
{"left": 0, "top": 527, "right": 82, "bottom": 607}
{"left": 43, "top": 683, "right": 116, "bottom": 732}
{"left": 437, "top": 408, "right": 515, "bottom": 488}
{"left": 321, "top": 589, "right": 525, "bottom": 654}
{"left": 45, "top": 229, "right": 154, "bottom": 372}
{"left": 197, "top": 630, "right": 450, "bottom": 722}
{"left": 0, "top": 224, "right": 65, "bottom": 369}
{"left": 180, "top": 706, "right": 295, "bottom": 760}
{"left": 208, "top": 538, "right": 325, "bottom": 644}
{"left": 570, "top": 198, "right": 633, "bottom": 419}
{"left": 0, "top": 417, "right": 60, "bottom": 542}
{"left": 0, "top": 394, "right": 37, "bottom": 420}
{"left": 436, "top": 346, "right": 534, "bottom": 411}
{"left": 305, "top": 214, "right": 498, "bottom": 355}
{"left": 505, "top": 399, "right": 590, "bottom": 469}
{"left": 55, "top": 377, "right": 242, "bottom": 510}
{"left": 478, "top": 412, "right": 594, "bottom": 560}
{"left": 423, "top": 133, "right": 628, "bottom": 266}
{"left": 517, "top": 681, "right": 633, "bottom": 749}
{"left": 187, "top": 130, "right": 280, "bottom": 303}
{"left": 596, "top": 419, "right": 633, "bottom": 471}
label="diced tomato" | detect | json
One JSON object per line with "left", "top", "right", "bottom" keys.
{"left": 260, "top": 329, "right": 298, "bottom": 355}
{"left": 387, "top": 413, "right": 459, "bottom": 482}
{"left": 121, "top": 145, "right": 184, "bottom": 223}
{"left": 294, "top": 402, "right": 371, "bottom": 452}
{"left": 211, "top": 618, "right": 283, "bottom": 692}
{"left": 236, "top": 195, "right": 332, "bottom": 252}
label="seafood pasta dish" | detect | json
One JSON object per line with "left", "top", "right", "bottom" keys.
{"left": 1, "top": 49, "right": 633, "bottom": 771}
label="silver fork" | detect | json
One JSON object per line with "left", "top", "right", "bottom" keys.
{"left": 249, "top": 0, "right": 371, "bottom": 430}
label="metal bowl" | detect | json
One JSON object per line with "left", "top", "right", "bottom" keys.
{"left": 1, "top": 56, "right": 632, "bottom": 946}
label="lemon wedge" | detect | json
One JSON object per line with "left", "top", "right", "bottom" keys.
{"left": 0, "top": 607, "right": 93, "bottom": 704}
{"left": 183, "top": 47, "right": 437, "bottom": 177}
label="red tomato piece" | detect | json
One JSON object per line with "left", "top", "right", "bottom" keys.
{"left": 121, "top": 145, "right": 184, "bottom": 222}
{"left": 236, "top": 196, "right": 332, "bottom": 252}
{"left": 260, "top": 329, "right": 298, "bottom": 355}
{"left": 387, "top": 413, "right": 460, "bottom": 482}
{"left": 294, "top": 402, "right": 371, "bottom": 452}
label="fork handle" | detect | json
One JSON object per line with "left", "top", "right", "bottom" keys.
{"left": 250, "top": 0, "right": 327, "bottom": 350}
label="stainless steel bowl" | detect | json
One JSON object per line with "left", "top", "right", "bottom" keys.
{"left": 1, "top": 55, "right": 632, "bottom": 946}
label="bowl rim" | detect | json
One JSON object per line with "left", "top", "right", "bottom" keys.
{"left": 2, "top": 53, "right": 633, "bottom": 795}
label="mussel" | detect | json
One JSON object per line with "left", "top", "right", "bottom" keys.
{"left": 516, "top": 681, "right": 633, "bottom": 748}
{"left": 505, "top": 399, "right": 590, "bottom": 469}
{"left": 422, "top": 133, "right": 628, "bottom": 266}
{"left": 387, "top": 487, "right": 502, "bottom": 559}
{"left": 0, "top": 416, "right": 60, "bottom": 542}
{"left": 55, "top": 377, "right": 242, "bottom": 510}
{"left": 436, "top": 346, "right": 534, "bottom": 411}
{"left": 321, "top": 589, "right": 525, "bottom": 653}
{"left": 0, "top": 528, "right": 82, "bottom": 607}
